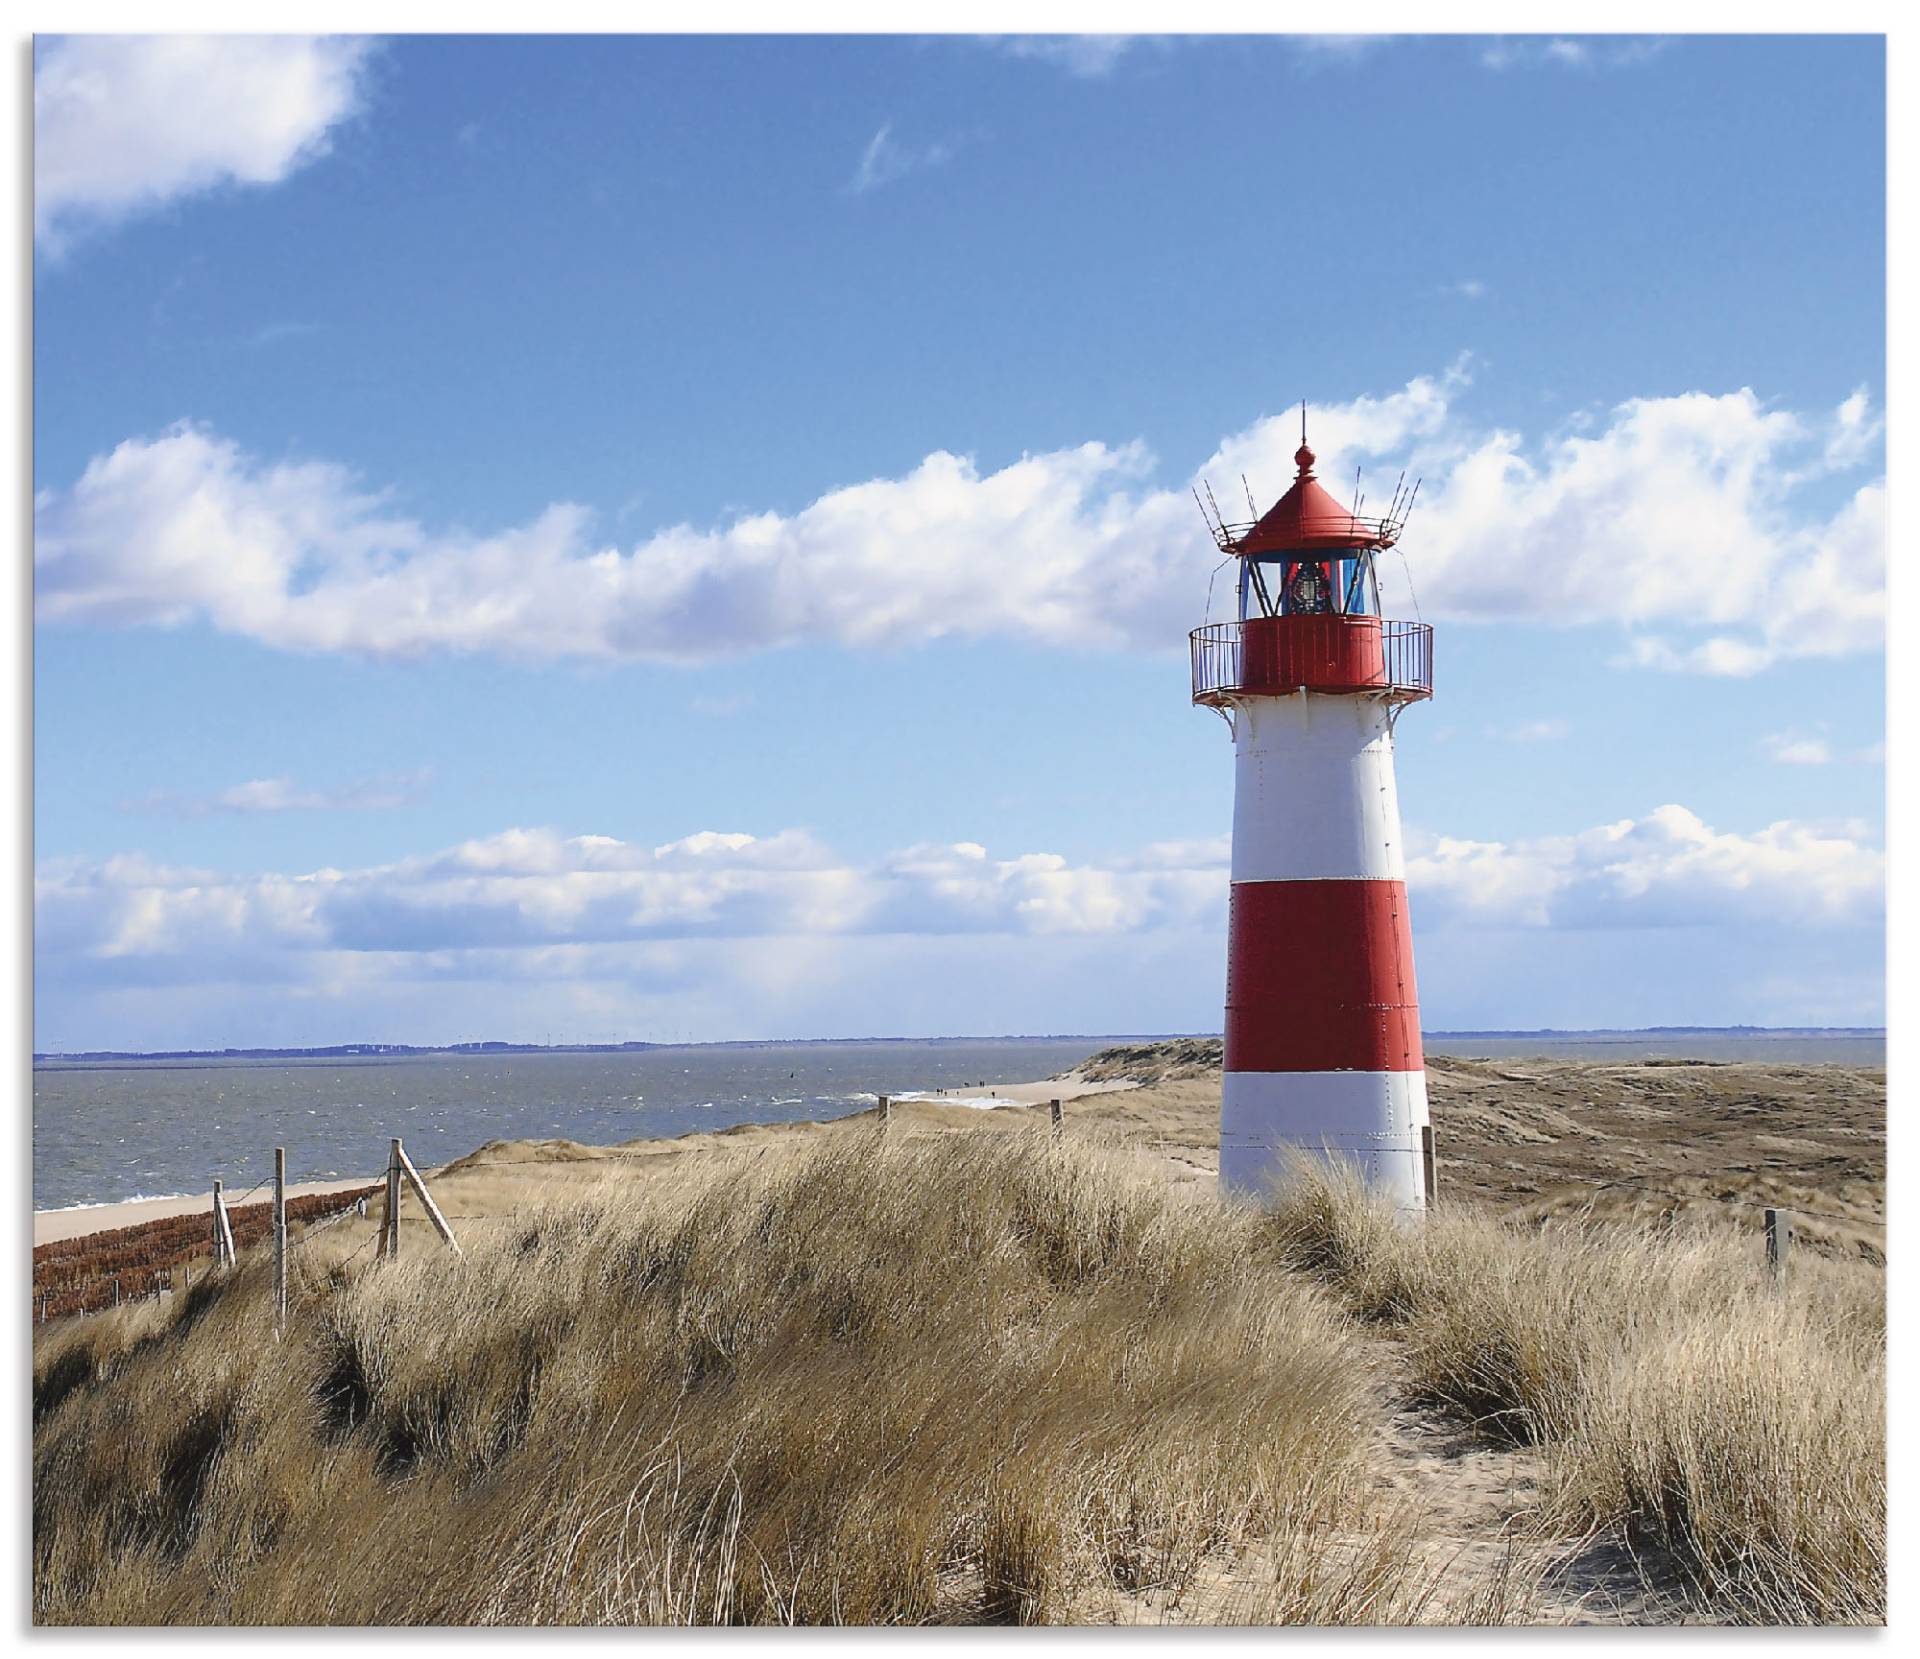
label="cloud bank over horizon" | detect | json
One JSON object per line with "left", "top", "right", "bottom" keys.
{"left": 34, "top": 804, "right": 1884, "bottom": 1051}
{"left": 34, "top": 368, "right": 1882, "bottom": 677}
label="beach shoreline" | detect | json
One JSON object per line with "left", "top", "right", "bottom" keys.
{"left": 33, "top": 1041, "right": 1887, "bottom": 1256}
{"left": 30, "top": 1068, "right": 1141, "bottom": 1248}
{"left": 33, "top": 1176, "right": 385, "bottom": 1248}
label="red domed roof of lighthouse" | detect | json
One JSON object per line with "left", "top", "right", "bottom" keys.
{"left": 1235, "top": 441, "right": 1383, "bottom": 556}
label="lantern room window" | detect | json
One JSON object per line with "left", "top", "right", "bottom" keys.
{"left": 1238, "top": 552, "right": 1381, "bottom": 621}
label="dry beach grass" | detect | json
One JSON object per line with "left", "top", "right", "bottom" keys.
{"left": 32, "top": 1044, "right": 1886, "bottom": 1626}
{"left": 35, "top": 1130, "right": 1421, "bottom": 1624}
{"left": 1263, "top": 1164, "right": 1885, "bottom": 1622}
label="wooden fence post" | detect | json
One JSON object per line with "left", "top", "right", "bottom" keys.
{"left": 1765, "top": 1208, "right": 1791, "bottom": 1282}
{"left": 879, "top": 1094, "right": 891, "bottom": 1127}
{"left": 385, "top": 1138, "right": 402, "bottom": 1261}
{"left": 1050, "top": 1099, "right": 1063, "bottom": 1136}
{"left": 1420, "top": 1125, "right": 1438, "bottom": 1207}
{"left": 274, "top": 1146, "right": 288, "bottom": 1331}
{"left": 393, "top": 1139, "right": 463, "bottom": 1256}
{"left": 212, "top": 1179, "right": 236, "bottom": 1267}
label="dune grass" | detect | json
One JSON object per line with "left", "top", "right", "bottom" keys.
{"left": 36, "top": 1124, "right": 1881, "bottom": 1625}
{"left": 35, "top": 1129, "right": 1429, "bottom": 1627}
{"left": 1259, "top": 1163, "right": 1886, "bottom": 1624}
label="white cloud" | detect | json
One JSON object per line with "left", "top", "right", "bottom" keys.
{"left": 1406, "top": 805, "right": 1883, "bottom": 931}
{"left": 122, "top": 770, "right": 430, "bottom": 816}
{"left": 1481, "top": 37, "right": 1670, "bottom": 72}
{"left": 34, "top": 805, "right": 1882, "bottom": 1045}
{"left": 992, "top": 36, "right": 1138, "bottom": 78}
{"left": 1759, "top": 729, "right": 1884, "bottom": 767}
{"left": 989, "top": 35, "right": 1385, "bottom": 79}
{"left": 1288, "top": 36, "right": 1388, "bottom": 65}
{"left": 37, "top": 805, "right": 1879, "bottom": 982}
{"left": 32, "top": 371, "right": 1882, "bottom": 674}
{"left": 34, "top": 35, "right": 372, "bottom": 250}
{"left": 33, "top": 828, "right": 1224, "bottom": 989}
{"left": 1761, "top": 731, "right": 1833, "bottom": 766}
{"left": 1411, "top": 395, "right": 1884, "bottom": 673}
{"left": 1820, "top": 387, "right": 1884, "bottom": 472}
{"left": 1615, "top": 635, "right": 1775, "bottom": 678}
{"left": 848, "top": 122, "right": 956, "bottom": 193}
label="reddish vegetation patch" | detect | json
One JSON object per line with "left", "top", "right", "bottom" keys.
{"left": 32, "top": 1187, "right": 381, "bottom": 1320}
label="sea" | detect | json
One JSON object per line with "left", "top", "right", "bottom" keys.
{"left": 31, "top": 1038, "right": 1122, "bottom": 1213}
{"left": 31, "top": 1030, "right": 1885, "bottom": 1214}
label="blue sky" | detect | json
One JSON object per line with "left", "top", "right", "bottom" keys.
{"left": 32, "top": 33, "right": 1886, "bottom": 1050}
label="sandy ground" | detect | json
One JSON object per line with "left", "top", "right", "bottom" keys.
{"left": 34, "top": 1175, "right": 380, "bottom": 1246}
{"left": 887, "top": 1076, "right": 1139, "bottom": 1107}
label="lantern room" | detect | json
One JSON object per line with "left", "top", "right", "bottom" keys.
{"left": 1190, "top": 423, "right": 1433, "bottom": 708}
{"left": 1234, "top": 442, "right": 1384, "bottom": 623}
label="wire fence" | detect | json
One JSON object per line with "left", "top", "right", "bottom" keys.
{"left": 33, "top": 1178, "right": 385, "bottom": 1323}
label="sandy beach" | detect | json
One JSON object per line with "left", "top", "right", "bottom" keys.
{"left": 33, "top": 1176, "right": 381, "bottom": 1247}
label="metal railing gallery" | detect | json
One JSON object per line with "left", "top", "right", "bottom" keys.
{"left": 1189, "top": 619, "right": 1433, "bottom": 704}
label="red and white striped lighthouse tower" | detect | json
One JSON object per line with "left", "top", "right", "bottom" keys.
{"left": 1191, "top": 418, "right": 1434, "bottom": 1209}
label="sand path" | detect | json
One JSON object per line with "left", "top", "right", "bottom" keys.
{"left": 1357, "top": 1340, "right": 1666, "bottom": 1623}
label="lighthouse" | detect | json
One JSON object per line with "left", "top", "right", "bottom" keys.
{"left": 1191, "top": 418, "right": 1434, "bottom": 1209}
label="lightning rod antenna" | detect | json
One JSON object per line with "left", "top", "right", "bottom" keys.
{"left": 1204, "top": 479, "right": 1227, "bottom": 531}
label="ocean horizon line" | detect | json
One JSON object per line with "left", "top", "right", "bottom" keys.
{"left": 33, "top": 1025, "right": 1887, "bottom": 1067}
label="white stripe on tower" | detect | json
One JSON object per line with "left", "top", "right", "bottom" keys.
{"left": 1220, "top": 692, "right": 1431, "bottom": 1209}
{"left": 1229, "top": 694, "right": 1405, "bottom": 882}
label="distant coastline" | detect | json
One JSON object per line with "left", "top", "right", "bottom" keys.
{"left": 1424, "top": 1026, "right": 1884, "bottom": 1040}
{"left": 33, "top": 1026, "right": 1885, "bottom": 1066}
{"left": 31, "top": 1032, "right": 1179, "bottom": 1066}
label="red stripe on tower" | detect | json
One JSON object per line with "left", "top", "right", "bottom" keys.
{"left": 1224, "top": 880, "right": 1424, "bottom": 1074}
{"left": 1191, "top": 420, "right": 1435, "bottom": 1210}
